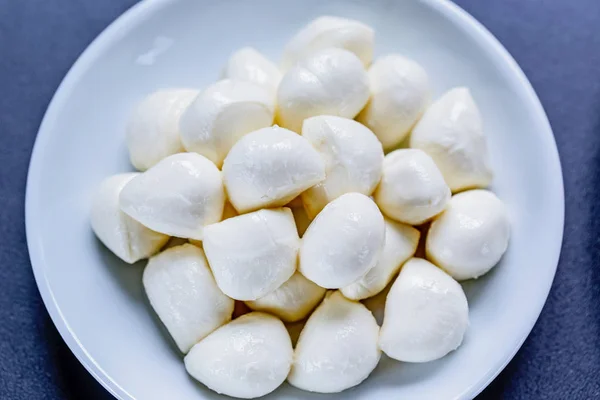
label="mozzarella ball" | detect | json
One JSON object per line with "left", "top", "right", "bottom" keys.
{"left": 379, "top": 258, "right": 469, "bottom": 362}
{"left": 341, "top": 218, "right": 419, "bottom": 300}
{"left": 222, "top": 47, "right": 282, "bottom": 96}
{"left": 179, "top": 79, "right": 274, "bottom": 167}
{"left": 119, "top": 153, "right": 225, "bottom": 240}
{"left": 410, "top": 87, "right": 493, "bottom": 192}
{"left": 362, "top": 281, "right": 392, "bottom": 326}
{"left": 143, "top": 244, "right": 234, "bottom": 353}
{"left": 301, "top": 115, "right": 384, "bottom": 218}
{"left": 300, "top": 193, "right": 385, "bottom": 288}
{"left": 91, "top": 174, "right": 169, "bottom": 263}
{"left": 245, "top": 272, "right": 326, "bottom": 322}
{"left": 185, "top": 312, "right": 293, "bottom": 399}
{"left": 203, "top": 208, "right": 300, "bottom": 301}
{"left": 188, "top": 201, "right": 237, "bottom": 247}
{"left": 222, "top": 126, "right": 326, "bottom": 213}
{"left": 426, "top": 190, "right": 510, "bottom": 280}
{"left": 356, "top": 55, "right": 430, "bottom": 150}
{"left": 276, "top": 48, "right": 370, "bottom": 133}
{"left": 288, "top": 291, "right": 380, "bottom": 393}
{"left": 126, "top": 89, "right": 197, "bottom": 171}
{"left": 373, "top": 149, "right": 451, "bottom": 225}
{"left": 281, "top": 16, "right": 374, "bottom": 70}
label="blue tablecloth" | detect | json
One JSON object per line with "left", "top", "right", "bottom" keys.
{"left": 1, "top": 0, "right": 599, "bottom": 398}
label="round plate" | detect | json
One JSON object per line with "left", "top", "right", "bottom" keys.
{"left": 26, "top": 0, "right": 564, "bottom": 399}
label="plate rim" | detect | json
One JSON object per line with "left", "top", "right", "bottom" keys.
{"left": 25, "top": 0, "right": 565, "bottom": 399}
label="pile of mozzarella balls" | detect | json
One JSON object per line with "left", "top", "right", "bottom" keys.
{"left": 91, "top": 16, "right": 510, "bottom": 399}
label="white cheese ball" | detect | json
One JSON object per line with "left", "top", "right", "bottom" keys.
{"left": 300, "top": 115, "right": 384, "bottom": 218}
{"left": 222, "top": 126, "right": 326, "bottom": 213}
{"left": 362, "top": 281, "right": 392, "bottom": 326}
{"left": 222, "top": 47, "right": 282, "bottom": 97}
{"left": 245, "top": 272, "right": 326, "bottom": 322}
{"left": 426, "top": 190, "right": 510, "bottom": 280}
{"left": 126, "top": 89, "right": 197, "bottom": 171}
{"left": 379, "top": 258, "right": 469, "bottom": 363}
{"left": 276, "top": 48, "right": 370, "bottom": 133}
{"left": 203, "top": 208, "right": 300, "bottom": 301}
{"left": 356, "top": 55, "right": 430, "bottom": 150}
{"left": 410, "top": 87, "right": 493, "bottom": 192}
{"left": 188, "top": 201, "right": 237, "bottom": 247}
{"left": 373, "top": 149, "right": 451, "bottom": 225}
{"left": 119, "top": 153, "right": 225, "bottom": 240}
{"left": 143, "top": 244, "right": 234, "bottom": 353}
{"left": 179, "top": 79, "right": 274, "bottom": 167}
{"left": 288, "top": 291, "right": 380, "bottom": 393}
{"left": 300, "top": 192, "right": 385, "bottom": 288}
{"left": 281, "top": 16, "right": 374, "bottom": 70}
{"left": 341, "top": 218, "right": 419, "bottom": 300}
{"left": 185, "top": 312, "right": 293, "bottom": 399}
{"left": 90, "top": 174, "right": 169, "bottom": 263}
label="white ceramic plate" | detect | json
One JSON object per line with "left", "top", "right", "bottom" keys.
{"left": 26, "top": 0, "right": 564, "bottom": 399}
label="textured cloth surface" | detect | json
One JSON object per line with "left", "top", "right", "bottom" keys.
{"left": 1, "top": 0, "right": 599, "bottom": 399}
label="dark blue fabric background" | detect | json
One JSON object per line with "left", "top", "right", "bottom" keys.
{"left": 1, "top": 0, "right": 599, "bottom": 399}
